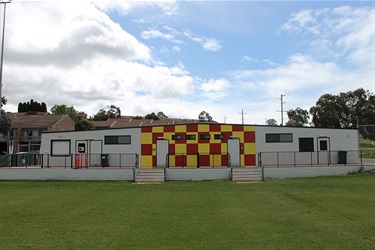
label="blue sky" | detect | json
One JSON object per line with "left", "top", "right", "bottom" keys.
{"left": 3, "top": 0, "right": 375, "bottom": 124}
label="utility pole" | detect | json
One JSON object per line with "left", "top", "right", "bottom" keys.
{"left": 223, "top": 115, "right": 227, "bottom": 124}
{"left": 239, "top": 109, "right": 246, "bottom": 125}
{"left": 0, "top": 0, "right": 11, "bottom": 118}
{"left": 278, "top": 94, "right": 286, "bottom": 126}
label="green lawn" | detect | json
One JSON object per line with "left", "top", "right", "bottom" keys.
{"left": 1, "top": 175, "right": 375, "bottom": 249}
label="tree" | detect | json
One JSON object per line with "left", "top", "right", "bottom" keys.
{"left": 310, "top": 88, "right": 375, "bottom": 130}
{"left": 266, "top": 118, "right": 278, "bottom": 126}
{"left": 157, "top": 111, "right": 168, "bottom": 119}
{"left": 75, "top": 119, "right": 95, "bottom": 131}
{"left": 0, "top": 97, "right": 11, "bottom": 135}
{"left": 92, "top": 105, "right": 121, "bottom": 121}
{"left": 198, "top": 111, "right": 213, "bottom": 122}
{"left": 50, "top": 104, "right": 78, "bottom": 122}
{"left": 18, "top": 99, "right": 47, "bottom": 113}
{"left": 309, "top": 88, "right": 375, "bottom": 139}
{"left": 145, "top": 112, "right": 160, "bottom": 120}
{"left": 285, "top": 107, "right": 309, "bottom": 127}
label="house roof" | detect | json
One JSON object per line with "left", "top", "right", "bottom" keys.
{"left": 92, "top": 117, "right": 217, "bottom": 129}
{"left": 7, "top": 113, "right": 73, "bottom": 129}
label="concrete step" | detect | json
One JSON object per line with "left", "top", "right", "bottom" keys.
{"left": 135, "top": 168, "right": 165, "bottom": 182}
{"left": 232, "top": 168, "right": 262, "bottom": 182}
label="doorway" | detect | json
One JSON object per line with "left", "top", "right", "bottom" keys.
{"left": 228, "top": 137, "right": 240, "bottom": 167}
{"left": 156, "top": 139, "right": 169, "bottom": 167}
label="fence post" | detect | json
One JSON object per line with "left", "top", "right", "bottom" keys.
{"left": 197, "top": 153, "right": 200, "bottom": 168}
{"left": 277, "top": 152, "right": 279, "bottom": 167}
{"left": 360, "top": 150, "right": 363, "bottom": 166}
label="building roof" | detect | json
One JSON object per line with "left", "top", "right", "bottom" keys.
{"left": 92, "top": 117, "right": 217, "bottom": 129}
{"left": 7, "top": 113, "right": 73, "bottom": 129}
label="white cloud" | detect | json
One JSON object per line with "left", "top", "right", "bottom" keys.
{"left": 199, "top": 78, "right": 231, "bottom": 101}
{"left": 3, "top": 0, "right": 196, "bottom": 117}
{"left": 183, "top": 31, "right": 222, "bottom": 52}
{"left": 281, "top": 6, "right": 375, "bottom": 66}
{"left": 141, "top": 29, "right": 182, "bottom": 44}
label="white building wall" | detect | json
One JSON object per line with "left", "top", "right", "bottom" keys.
{"left": 255, "top": 126, "right": 359, "bottom": 166}
{"left": 40, "top": 128, "right": 142, "bottom": 167}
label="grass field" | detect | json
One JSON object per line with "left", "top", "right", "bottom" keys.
{"left": 1, "top": 174, "right": 375, "bottom": 249}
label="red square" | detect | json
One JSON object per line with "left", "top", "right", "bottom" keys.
{"left": 187, "top": 144, "right": 198, "bottom": 154}
{"left": 244, "top": 154, "right": 256, "bottom": 166}
{"left": 233, "top": 125, "right": 244, "bottom": 131}
{"left": 168, "top": 144, "right": 175, "bottom": 155}
{"left": 210, "top": 124, "right": 221, "bottom": 132}
{"left": 222, "top": 155, "right": 228, "bottom": 167}
{"left": 175, "top": 155, "right": 186, "bottom": 167}
{"left": 186, "top": 124, "right": 198, "bottom": 132}
{"left": 223, "top": 132, "right": 232, "bottom": 140}
{"left": 244, "top": 131, "right": 255, "bottom": 143}
{"left": 199, "top": 155, "right": 210, "bottom": 167}
{"left": 198, "top": 132, "right": 210, "bottom": 143}
{"left": 164, "top": 126, "right": 175, "bottom": 132}
{"left": 174, "top": 133, "right": 186, "bottom": 144}
{"left": 210, "top": 144, "right": 221, "bottom": 154}
{"left": 153, "top": 133, "right": 164, "bottom": 143}
{"left": 141, "top": 144, "right": 153, "bottom": 155}
{"left": 153, "top": 155, "right": 157, "bottom": 167}
{"left": 142, "top": 127, "right": 152, "bottom": 133}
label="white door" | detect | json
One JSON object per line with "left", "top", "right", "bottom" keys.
{"left": 228, "top": 138, "right": 240, "bottom": 167}
{"left": 317, "top": 138, "right": 330, "bottom": 164}
{"left": 89, "top": 140, "right": 102, "bottom": 167}
{"left": 156, "top": 139, "right": 169, "bottom": 167}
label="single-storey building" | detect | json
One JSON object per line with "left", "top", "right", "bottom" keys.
{"left": 40, "top": 123, "right": 359, "bottom": 168}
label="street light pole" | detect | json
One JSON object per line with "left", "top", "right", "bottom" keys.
{"left": 0, "top": 0, "right": 11, "bottom": 118}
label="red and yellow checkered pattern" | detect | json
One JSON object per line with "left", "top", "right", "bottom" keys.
{"left": 141, "top": 124, "right": 256, "bottom": 168}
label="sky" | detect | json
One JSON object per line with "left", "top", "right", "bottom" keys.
{"left": 1, "top": 0, "right": 374, "bottom": 125}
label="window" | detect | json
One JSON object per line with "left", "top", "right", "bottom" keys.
{"left": 200, "top": 134, "right": 210, "bottom": 140}
{"left": 186, "top": 134, "right": 196, "bottom": 140}
{"left": 105, "top": 135, "right": 131, "bottom": 145}
{"left": 214, "top": 134, "right": 225, "bottom": 140}
{"left": 51, "top": 140, "right": 71, "bottom": 156}
{"left": 266, "top": 133, "right": 293, "bottom": 143}
{"left": 299, "top": 138, "right": 314, "bottom": 152}
{"left": 172, "top": 135, "right": 182, "bottom": 140}
{"left": 320, "top": 140, "right": 328, "bottom": 151}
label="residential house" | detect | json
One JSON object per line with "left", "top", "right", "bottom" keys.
{"left": 0, "top": 113, "right": 75, "bottom": 154}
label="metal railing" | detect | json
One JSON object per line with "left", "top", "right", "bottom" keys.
{"left": 0, "top": 153, "right": 139, "bottom": 169}
{"left": 258, "top": 150, "right": 375, "bottom": 167}
{"left": 166, "top": 152, "right": 230, "bottom": 168}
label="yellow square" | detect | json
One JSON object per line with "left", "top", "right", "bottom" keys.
{"left": 198, "top": 124, "right": 210, "bottom": 132}
{"left": 212, "top": 155, "right": 222, "bottom": 166}
{"left": 141, "top": 133, "right": 152, "bottom": 144}
{"left": 232, "top": 132, "right": 244, "bottom": 142}
{"left": 187, "top": 155, "right": 197, "bottom": 167}
{"left": 169, "top": 155, "right": 175, "bottom": 167}
{"left": 244, "top": 143, "right": 256, "bottom": 154}
{"left": 152, "top": 126, "right": 163, "bottom": 133}
{"left": 175, "top": 144, "right": 187, "bottom": 154}
{"left": 141, "top": 156, "right": 153, "bottom": 168}
{"left": 164, "top": 133, "right": 173, "bottom": 141}
{"left": 221, "top": 143, "right": 228, "bottom": 153}
{"left": 175, "top": 125, "right": 187, "bottom": 132}
{"left": 240, "top": 155, "right": 244, "bottom": 167}
{"left": 198, "top": 144, "right": 210, "bottom": 154}
{"left": 244, "top": 125, "right": 255, "bottom": 132}
{"left": 221, "top": 125, "right": 232, "bottom": 132}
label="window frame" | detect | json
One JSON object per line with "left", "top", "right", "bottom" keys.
{"left": 200, "top": 134, "right": 211, "bottom": 140}
{"left": 265, "top": 133, "right": 293, "bottom": 143}
{"left": 104, "top": 135, "right": 131, "bottom": 145}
